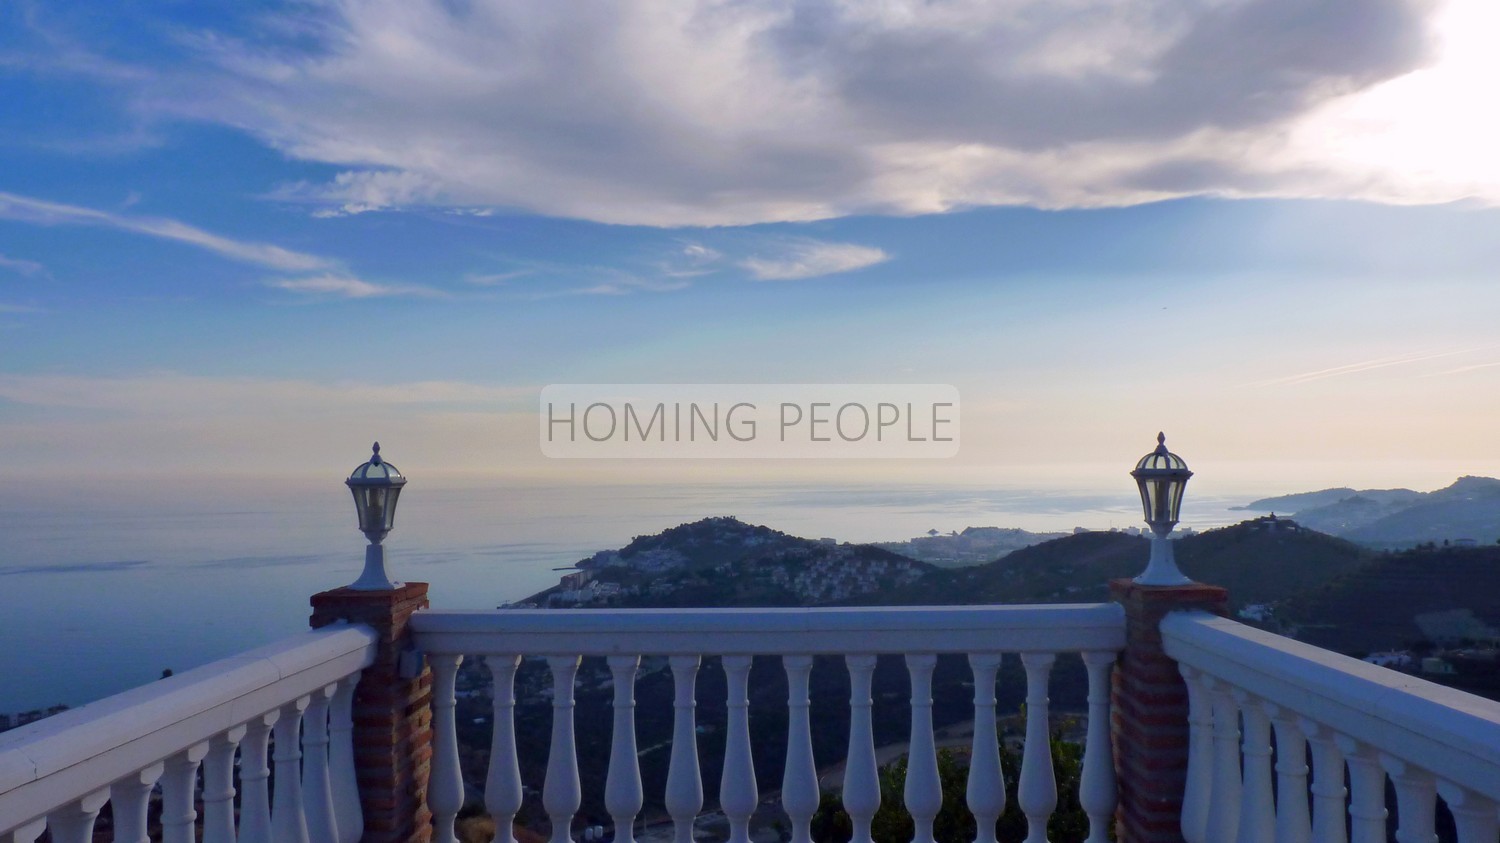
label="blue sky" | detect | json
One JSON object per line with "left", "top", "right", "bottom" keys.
{"left": 3, "top": 0, "right": 1500, "bottom": 497}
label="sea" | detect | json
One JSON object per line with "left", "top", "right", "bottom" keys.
{"left": 0, "top": 480, "right": 1255, "bottom": 713}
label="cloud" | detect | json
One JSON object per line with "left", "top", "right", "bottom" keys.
{"left": 0, "top": 253, "right": 46, "bottom": 277}
{"left": 1249, "top": 347, "right": 1489, "bottom": 387}
{"left": 0, "top": 191, "right": 330, "bottom": 271}
{"left": 123, "top": 0, "right": 1450, "bottom": 226}
{"left": 0, "top": 373, "right": 531, "bottom": 414}
{"left": 740, "top": 240, "right": 890, "bottom": 281}
{"left": 268, "top": 274, "right": 441, "bottom": 298}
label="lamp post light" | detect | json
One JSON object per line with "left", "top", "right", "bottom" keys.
{"left": 345, "top": 442, "right": 407, "bottom": 591}
{"left": 1131, "top": 432, "right": 1193, "bottom": 586}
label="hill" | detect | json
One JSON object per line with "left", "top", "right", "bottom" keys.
{"left": 1281, "top": 544, "right": 1500, "bottom": 654}
{"left": 1236, "top": 476, "right": 1500, "bottom": 547}
{"left": 932, "top": 515, "right": 1375, "bottom": 609}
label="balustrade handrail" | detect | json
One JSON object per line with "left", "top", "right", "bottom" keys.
{"left": 1162, "top": 611, "right": 1500, "bottom": 803}
{"left": 0, "top": 623, "right": 377, "bottom": 831}
{"left": 411, "top": 602, "right": 1126, "bottom": 655}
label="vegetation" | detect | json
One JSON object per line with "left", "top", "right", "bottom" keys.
{"left": 809, "top": 729, "right": 1091, "bottom": 843}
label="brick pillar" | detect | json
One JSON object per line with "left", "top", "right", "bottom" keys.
{"left": 1108, "top": 579, "right": 1228, "bottom": 843}
{"left": 312, "top": 583, "right": 434, "bottom": 843}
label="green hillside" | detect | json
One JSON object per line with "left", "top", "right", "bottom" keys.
{"left": 1281, "top": 544, "right": 1500, "bottom": 653}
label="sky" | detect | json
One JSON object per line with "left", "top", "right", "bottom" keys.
{"left": 3, "top": 0, "right": 1500, "bottom": 504}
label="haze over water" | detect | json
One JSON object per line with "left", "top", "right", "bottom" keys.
{"left": 1, "top": 479, "right": 1251, "bottom": 712}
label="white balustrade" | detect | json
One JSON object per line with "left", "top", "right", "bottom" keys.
{"left": 905, "top": 653, "right": 943, "bottom": 843}
{"left": 304, "top": 685, "right": 341, "bottom": 843}
{"left": 0, "top": 626, "right": 374, "bottom": 843}
{"left": 1206, "top": 681, "right": 1242, "bottom": 843}
{"left": 330, "top": 673, "right": 364, "bottom": 843}
{"left": 271, "top": 697, "right": 311, "bottom": 843}
{"left": 1164, "top": 611, "right": 1500, "bottom": 843}
{"left": 666, "top": 655, "right": 704, "bottom": 843}
{"left": 544, "top": 655, "right": 582, "bottom": 843}
{"left": 162, "top": 743, "right": 209, "bottom": 843}
{"left": 1078, "top": 651, "right": 1116, "bottom": 843}
{"left": 203, "top": 727, "right": 245, "bottom": 843}
{"left": 1268, "top": 712, "right": 1310, "bottom": 843}
{"left": 109, "top": 763, "right": 162, "bottom": 843}
{"left": 966, "top": 653, "right": 1005, "bottom": 843}
{"left": 1436, "top": 780, "right": 1500, "bottom": 843}
{"left": 1233, "top": 691, "right": 1274, "bottom": 843}
{"left": 719, "top": 655, "right": 758, "bottom": 843}
{"left": 240, "top": 711, "right": 278, "bottom": 843}
{"left": 783, "top": 655, "right": 820, "bottom": 843}
{"left": 1017, "top": 653, "right": 1057, "bottom": 843}
{"left": 487, "top": 655, "right": 525, "bottom": 843}
{"left": 607, "top": 655, "right": 645, "bottom": 843}
{"left": 411, "top": 605, "right": 1125, "bottom": 843}
{"left": 430, "top": 652, "right": 467, "bottom": 843}
{"left": 1179, "top": 666, "right": 1213, "bottom": 843}
{"left": 1300, "top": 720, "right": 1347, "bottom": 843}
{"left": 843, "top": 654, "right": 881, "bottom": 843}
{"left": 1381, "top": 754, "right": 1438, "bottom": 843}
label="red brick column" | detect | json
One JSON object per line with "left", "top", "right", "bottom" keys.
{"left": 312, "top": 583, "right": 434, "bottom": 843}
{"left": 1108, "top": 579, "right": 1228, "bottom": 843}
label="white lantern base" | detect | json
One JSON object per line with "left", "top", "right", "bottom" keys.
{"left": 1134, "top": 534, "right": 1193, "bottom": 586}
{"left": 348, "top": 543, "right": 403, "bottom": 591}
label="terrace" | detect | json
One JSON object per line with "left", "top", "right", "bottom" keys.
{"left": 2, "top": 443, "right": 1498, "bottom": 843}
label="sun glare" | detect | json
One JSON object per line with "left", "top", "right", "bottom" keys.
{"left": 1289, "top": 0, "right": 1500, "bottom": 201}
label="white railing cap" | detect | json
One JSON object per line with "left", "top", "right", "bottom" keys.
{"left": 0, "top": 624, "right": 376, "bottom": 830}
{"left": 1163, "top": 611, "right": 1500, "bottom": 801}
{"left": 412, "top": 603, "right": 1126, "bottom": 656}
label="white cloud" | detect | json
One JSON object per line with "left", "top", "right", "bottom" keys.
{"left": 0, "top": 253, "right": 46, "bottom": 277}
{"left": 741, "top": 240, "right": 890, "bottom": 281}
{"left": 126, "top": 0, "right": 1462, "bottom": 226}
{"left": 268, "top": 274, "right": 441, "bottom": 299}
{"left": 0, "top": 191, "right": 330, "bottom": 271}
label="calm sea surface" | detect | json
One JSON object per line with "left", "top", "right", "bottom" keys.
{"left": 0, "top": 481, "right": 1252, "bottom": 712}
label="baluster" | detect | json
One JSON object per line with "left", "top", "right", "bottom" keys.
{"left": 667, "top": 655, "right": 704, "bottom": 843}
{"left": 273, "top": 697, "right": 312, "bottom": 843}
{"left": 1298, "top": 720, "right": 1345, "bottom": 843}
{"left": 1269, "top": 712, "right": 1311, "bottom": 843}
{"left": 162, "top": 743, "right": 209, "bottom": 843}
{"left": 110, "top": 762, "right": 164, "bottom": 843}
{"left": 905, "top": 653, "right": 943, "bottom": 843}
{"left": 1235, "top": 692, "right": 1275, "bottom": 843}
{"left": 44, "top": 789, "right": 109, "bottom": 843}
{"left": 203, "top": 726, "right": 246, "bottom": 843}
{"left": 844, "top": 655, "right": 881, "bottom": 843}
{"left": 607, "top": 655, "right": 645, "bottom": 843}
{"left": 1179, "top": 666, "right": 1214, "bottom": 843}
{"left": 2, "top": 818, "right": 46, "bottom": 843}
{"left": 239, "top": 710, "right": 280, "bottom": 843}
{"left": 1018, "top": 653, "right": 1057, "bottom": 843}
{"left": 544, "top": 655, "right": 583, "bottom": 843}
{"left": 1080, "top": 651, "right": 1116, "bottom": 843}
{"left": 720, "top": 655, "right": 758, "bottom": 843}
{"left": 784, "top": 655, "right": 820, "bottom": 843}
{"left": 430, "top": 653, "right": 466, "bottom": 843}
{"left": 330, "top": 673, "right": 364, "bottom": 843}
{"left": 488, "top": 655, "right": 525, "bottom": 843}
{"left": 1435, "top": 781, "right": 1499, "bottom": 843}
{"left": 1206, "top": 681, "right": 1242, "bottom": 843}
{"left": 1380, "top": 756, "right": 1437, "bottom": 843}
{"left": 966, "top": 653, "right": 1005, "bottom": 843}
{"left": 1336, "top": 737, "right": 1387, "bottom": 843}
{"left": 304, "top": 684, "right": 341, "bottom": 843}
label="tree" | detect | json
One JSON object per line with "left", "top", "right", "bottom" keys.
{"left": 810, "top": 725, "right": 1092, "bottom": 843}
